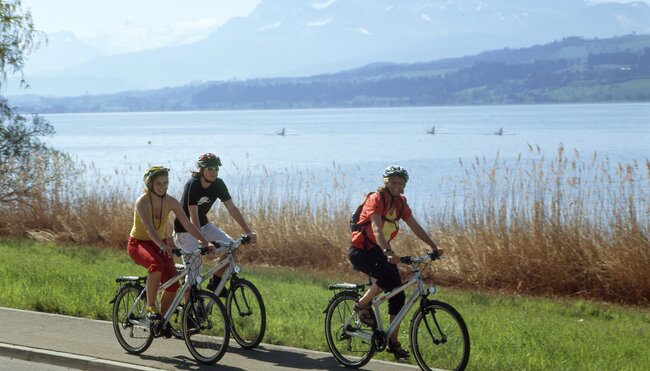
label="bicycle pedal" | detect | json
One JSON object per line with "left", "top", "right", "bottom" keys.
{"left": 150, "top": 318, "right": 163, "bottom": 337}
{"left": 161, "top": 323, "right": 173, "bottom": 339}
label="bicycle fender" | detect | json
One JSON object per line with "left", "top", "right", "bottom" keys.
{"left": 109, "top": 282, "right": 145, "bottom": 304}
{"left": 328, "top": 283, "right": 364, "bottom": 290}
{"left": 323, "top": 290, "right": 360, "bottom": 313}
{"left": 115, "top": 275, "right": 147, "bottom": 283}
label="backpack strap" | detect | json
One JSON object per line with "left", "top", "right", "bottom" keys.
{"left": 379, "top": 189, "right": 403, "bottom": 222}
{"left": 353, "top": 190, "right": 404, "bottom": 250}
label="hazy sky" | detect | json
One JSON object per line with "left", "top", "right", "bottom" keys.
{"left": 21, "top": 0, "right": 262, "bottom": 53}
{"left": 20, "top": 0, "right": 649, "bottom": 53}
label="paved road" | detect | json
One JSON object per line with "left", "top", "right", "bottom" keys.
{"left": 0, "top": 355, "right": 77, "bottom": 371}
{"left": 0, "top": 307, "right": 416, "bottom": 370}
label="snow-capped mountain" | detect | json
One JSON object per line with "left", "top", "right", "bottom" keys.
{"left": 12, "top": 0, "right": 650, "bottom": 96}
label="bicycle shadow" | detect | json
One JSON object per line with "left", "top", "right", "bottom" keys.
{"left": 134, "top": 340, "right": 394, "bottom": 370}
{"left": 137, "top": 353, "right": 245, "bottom": 370}
{"left": 226, "top": 344, "right": 341, "bottom": 370}
{"left": 227, "top": 344, "right": 414, "bottom": 370}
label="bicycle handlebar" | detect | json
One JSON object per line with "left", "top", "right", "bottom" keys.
{"left": 170, "top": 235, "right": 251, "bottom": 257}
{"left": 399, "top": 250, "right": 442, "bottom": 265}
{"left": 212, "top": 234, "right": 251, "bottom": 251}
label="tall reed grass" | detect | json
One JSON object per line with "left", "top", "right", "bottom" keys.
{"left": 0, "top": 146, "right": 648, "bottom": 304}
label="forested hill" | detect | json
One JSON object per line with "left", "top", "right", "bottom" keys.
{"left": 13, "top": 34, "right": 650, "bottom": 113}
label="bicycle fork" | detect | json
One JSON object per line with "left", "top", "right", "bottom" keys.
{"left": 230, "top": 283, "right": 254, "bottom": 317}
{"left": 420, "top": 300, "right": 447, "bottom": 345}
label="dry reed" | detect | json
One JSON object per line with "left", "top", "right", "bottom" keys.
{"left": 0, "top": 146, "right": 648, "bottom": 304}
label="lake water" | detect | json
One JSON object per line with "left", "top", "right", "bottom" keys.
{"left": 39, "top": 103, "right": 650, "bottom": 213}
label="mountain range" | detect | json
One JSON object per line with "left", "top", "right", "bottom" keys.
{"left": 9, "top": 0, "right": 650, "bottom": 97}
{"left": 12, "top": 34, "right": 650, "bottom": 113}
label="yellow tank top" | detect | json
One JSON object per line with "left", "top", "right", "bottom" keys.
{"left": 130, "top": 196, "right": 170, "bottom": 241}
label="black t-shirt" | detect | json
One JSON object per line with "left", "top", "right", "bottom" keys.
{"left": 173, "top": 176, "right": 232, "bottom": 233}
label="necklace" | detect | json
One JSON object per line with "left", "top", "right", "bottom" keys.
{"left": 149, "top": 193, "right": 164, "bottom": 230}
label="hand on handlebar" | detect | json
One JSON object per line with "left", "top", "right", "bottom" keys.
{"left": 387, "top": 254, "right": 401, "bottom": 265}
{"left": 241, "top": 233, "right": 255, "bottom": 244}
{"left": 159, "top": 243, "right": 173, "bottom": 257}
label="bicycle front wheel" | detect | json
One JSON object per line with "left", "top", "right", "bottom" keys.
{"left": 409, "top": 300, "right": 470, "bottom": 371}
{"left": 183, "top": 291, "right": 230, "bottom": 364}
{"left": 324, "top": 292, "right": 375, "bottom": 368}
{"left": 168, "top": 304, "right": 184, "bottom": 339}
{"left": 227, "top": 278, "right": 266, "bottom": 349}
{"left": 111, "top": 284, "right": 153, "bottom": 354}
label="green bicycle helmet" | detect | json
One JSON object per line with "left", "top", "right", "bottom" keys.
{"left": 383, "top": 165, "right": 409, "bottom": 183}
{"left": 143, "top": 166, "right": 169, "bottom": 185}
{"left": 196, "top": 153, "right": 222, "bottom": 168}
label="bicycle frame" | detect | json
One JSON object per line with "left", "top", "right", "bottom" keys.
{"left": 122, "top": 251, "right": 199, "bottom": 328}
{"left": 120, "top": 237, "right": 247, "bottom": 329}
{"left": 344, "top": 262, "right": 434, "bottom": 343}
{"left": 198, "top": 248, "right": 238, "bottom": 295}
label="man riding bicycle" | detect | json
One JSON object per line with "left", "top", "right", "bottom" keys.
{"left": 173, "top": 153, "right": 257, "bottom": 294}
{"left": 348, "top": 165, "right": 443, "bottom": 359}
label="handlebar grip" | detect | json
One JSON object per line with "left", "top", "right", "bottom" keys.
{"left": 400, "top": 256, "right": 413, "bottom": 265}
{"left": 211, "top": 241, "right": 222, "bottom": 248}
{"left": 171, "top": 248, "right": 182, "bottom": 257}
{"left": 429, "top": 250, "right": 441, "bottom": 260}
{"left": 241, "top": 234, "right": 251, "bottom": 245}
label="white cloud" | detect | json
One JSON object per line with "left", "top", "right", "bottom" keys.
{"left": 308, "top": 18, "right": 332, "bottom": 27}
{"left": 260, "top": 21, "right": 283, "bottom": 31}
{"left": 349, "top": 27, "right": 371, "bottom": 36}
{"left": 312, "top": 0, "right": 338, "bottom": 10}
{"left": 421, "top": 14, "right": 432, "bottom": 22}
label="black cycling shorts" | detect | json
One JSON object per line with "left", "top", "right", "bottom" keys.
{"left": 348, "top": 245, "right": 405, "bottom": 315}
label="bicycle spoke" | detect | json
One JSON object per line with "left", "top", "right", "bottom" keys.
{"left": 183, "top": 292, "right": 230, "bottom": 364}
{"left": 227, "top": 279, "right": 266, "bottom": 349}
{"left": 325, "top": 293, "right": 374, "bottom": 367}
{"left": 410, "top": 301, "right": 470, "bottom": 371}
{"left": 112, "top": 285, "right": 153, "bottom": 354}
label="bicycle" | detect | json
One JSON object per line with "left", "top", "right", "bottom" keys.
{"left": 324, "top": 251, "right": 470, "bottom": 370}
{"left": 166, "top": 235, "right": 266, "bottom": 349}
{"left": 110, "top": 246, "right": 230, "bottom": 364}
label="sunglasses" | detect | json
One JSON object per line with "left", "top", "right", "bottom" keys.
{"left": 206, "top": 166, "right": 219, "bottom": 171}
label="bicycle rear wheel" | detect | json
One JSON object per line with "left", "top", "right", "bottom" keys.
{"left": 183, "top": 291, "right": 230, "bottom": 364}
{"left": 227, "top": 278, "right": 266, "bottom": 349}
{"left": 111, "top": 284, "right": 153, "bottom": 354}
{"left": 324, "top": 292, "right": 375, "bottom": 368}
{"left": 409, "top": 300, "right": 470, "bottom": 371}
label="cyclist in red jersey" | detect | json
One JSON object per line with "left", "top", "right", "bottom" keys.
{"left": 348, "top": 165, "right": 443, "bottom": 359}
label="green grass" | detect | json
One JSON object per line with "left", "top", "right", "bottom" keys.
{"left": 1, "top": 239, "right": 649, "bottom": 370}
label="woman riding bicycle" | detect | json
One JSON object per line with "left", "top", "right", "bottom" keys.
{"left": 172, "top": 153, "right": 257, "bottom": 293}
{"left": 348, "top": 165, "right": 443, "bottom": 359}
{"left": 127, "top": 166, "right": 214, "bottom": 337}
